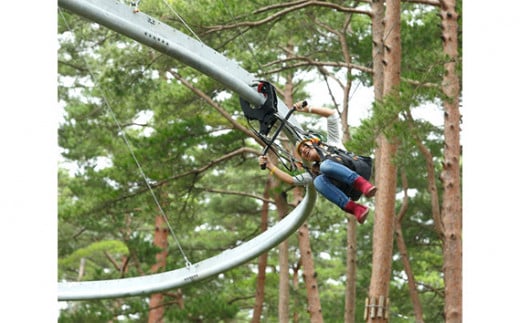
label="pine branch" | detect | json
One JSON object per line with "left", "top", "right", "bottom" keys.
{"left": 203, "top": 0, "right": 371, "bottom": 34}
{"left": 74, "top": 147, "right": 262, "bottom": 218}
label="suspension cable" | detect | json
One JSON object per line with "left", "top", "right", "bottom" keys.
{"left": 219, "top": 0, "right": 263, "bottom": 73}
{"left": 161, "top": 0, "right": 203, "bottom": 43}
{"left": 59, "top": 8, "right": 192, "bottom": 268}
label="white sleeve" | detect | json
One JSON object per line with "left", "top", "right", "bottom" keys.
{"left": 326, "top": 111, "right": 346, "bottom": 150}
{"left": 292, "top": 172, "right": 313, "bottom": 186}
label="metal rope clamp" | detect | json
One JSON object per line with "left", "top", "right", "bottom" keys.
{"left": 239, "top": 81, "right": 278, "bottom": 135}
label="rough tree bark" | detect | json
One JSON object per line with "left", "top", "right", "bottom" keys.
{"left": 405, "top": 109, "right": 443, "bottom": 235}
{"left": 395, "top": 170, "right": 424, "bottom": 322}
{"left": 284, "top": 73, "right": 323, "bottom": 322}
{"left": 344, "top": 219, "right": 357, "bottom": 323}
{"left": 292, "top": 261, "right": 301, "bottom": 322}
{"left": 269, "top": 172, "right": 291, "bottom": 323}
{"left": 371, "top": 0, "right": 385, "bottom": 103}
{"left": 371, "top": 0, "right": 385, "bottom": 193}
{"left": 439, "top": 0, "right": 462, "bottom": 321}
{"left": 367, "top": 0, "right": 401, "bottom": 322}
{"left": 297, "top": 220, "right": 323, "bottom": 323}
{"left": 251, "top": 181, "right": 270, "bottom": 323}
{"left": 326, "top": 7, "right": 360, "bottom": 323}
{"left": 148, "top": 215, "right": 169, "bottom": 323}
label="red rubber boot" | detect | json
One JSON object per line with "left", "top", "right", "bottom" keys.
{"left": 344, "top": 200, "right": 369, "bottom": 224}
{"left": 352, "top": 176, "right": 377, "bottom": 198}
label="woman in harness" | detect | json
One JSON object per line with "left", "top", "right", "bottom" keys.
{"left": 258, "top": 101, "right": 376, "bottom": 224}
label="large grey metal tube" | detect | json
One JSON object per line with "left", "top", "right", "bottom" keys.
{"left": 58, "top": 0, "right": 311, "bottom": 301}
{"left": 58, "top": 185, "right": 316, "bottom": 301}
{"left": 58, "top": 0, "right": 266, "bottom": 106}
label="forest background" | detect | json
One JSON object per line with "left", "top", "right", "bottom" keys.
{"left": 1, "top": 1, "right": 519, "bottom": 323}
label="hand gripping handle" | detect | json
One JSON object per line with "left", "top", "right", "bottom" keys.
{"left": 260, "top": 101, "right": 306, "bottom": 170}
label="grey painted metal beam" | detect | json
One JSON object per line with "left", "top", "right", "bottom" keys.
{"left": 59, "top": 0, "right": 266, "bottom": 106}
{"left": 58, "top": 0, "right": 313, "bottom": 301}
{"left": 58, "top": 185, "right": 316, "bottom": 301}
{"left": 58, "top": 0, "right": 300, "bottom": 126}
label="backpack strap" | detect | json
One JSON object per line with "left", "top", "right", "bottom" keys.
{"left": 308, "top": 138, "right": 329, "bottom": 161}
{"left": 313, "top": 140, "right": 373, "bottom": 181}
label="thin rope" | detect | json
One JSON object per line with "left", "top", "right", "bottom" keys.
{"left": 59, "top": 8, "right": 192, "bottom": 268}
{"left": 219, "top": 0, "right": 263, "bottom": 73}
{"left": 106, "top": 108, "right": 192, "bottom": 268}
{"left": 161, "top": 0, "right": 203, "bottom": 43}
{"left": 161, "top": 0, "right": 264, "bottom": 75}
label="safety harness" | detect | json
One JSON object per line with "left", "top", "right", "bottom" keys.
{"left": 308, "top": 139, "right": 373, "bottom": 201}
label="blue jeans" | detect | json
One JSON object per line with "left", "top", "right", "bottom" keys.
{"left": 313, "top": 158, "right": 360, "bottom": 210}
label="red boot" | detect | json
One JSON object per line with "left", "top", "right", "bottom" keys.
{"left": 344, "top": 200, "right": 369, "bottom": 224}
{"left": 353, "top": 176, "right": 377, "bottom": 198}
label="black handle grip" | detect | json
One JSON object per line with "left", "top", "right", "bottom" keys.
{"left": 259, "top": 106, "right": 298, "bottom": 170}
{"left": 293, "top": 100, "right": 308, "bottom": 110}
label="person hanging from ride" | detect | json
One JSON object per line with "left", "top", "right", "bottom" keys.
{"left": 258, "top": 101, "right": 377, "bottom": 224}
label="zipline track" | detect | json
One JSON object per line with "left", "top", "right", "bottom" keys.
{"left": 58, "top": 0, "right": 316, "bottom": 301}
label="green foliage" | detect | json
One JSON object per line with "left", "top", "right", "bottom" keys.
{"left": 58, "top": 240, "right": 129, "bottom": 280}
{"left": 168, "top": 292, "right": 240, "bottom": 322}
{"left": 58, "top": 0, "right": 459, "bottom": 321}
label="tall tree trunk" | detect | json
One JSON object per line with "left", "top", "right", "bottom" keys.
{"left": 369, "top": 4, "right": 385, "bottom": 319}
{"left": 272, "top": 72, "right": 297, "bottom": 323}
{"left": 371, "top": 0, "right": 385, "bottom": 213}
{"left": 270, "top": 176, "right": 290, "bottom": 323}
{"left": 367, "top": 0, "right": 401, "bottom": 322}
{"left": 395, "top": 170, "right": 424, "bottom": 322}
{"left": 286, "top": 68, "right": 324, "bottom": 322}
{"left": 148, "top": 215, "right": 169, "bottom": 323}
{"left": 344, "top": 220, "right": 357, "bottom": 323}
{"left": 405, "top": 109, "right": 443, "bottom": 235}
{"left": 293, "top": 184, "right": 323, "bottom": 323}
{"left": 251, "top": 182, "right": 271, "bottom": 323}
{"left": 292, "top": 261, "right": 301, "bottom": 322}
{"left": 342, "top": 69, "right": 358, "bottom": 322}
{"left": 298, "top": 221, "right": 323, "bottom": 323}
{"left": 371, "top": 0, "right": 385, "bottom": 101}
{"left": 333, "top": 9, "right": 359, "bottom": 323}
{"left": 439, "top": 0, "right": 462, "bottom": 321}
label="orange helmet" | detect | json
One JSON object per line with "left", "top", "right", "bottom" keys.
{"left": 295, "top": 137, "right": 320, "bottom": 160}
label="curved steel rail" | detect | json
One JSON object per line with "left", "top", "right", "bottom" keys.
{"left": 58, "top": 186, "right": 315, "bottom": 300}
{"left": 58, "top": 0, "right": 315, "bottom": 301}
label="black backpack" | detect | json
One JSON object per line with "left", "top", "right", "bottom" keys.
{"left": 317, "top": 144, "right": 373, "bottom": 201}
